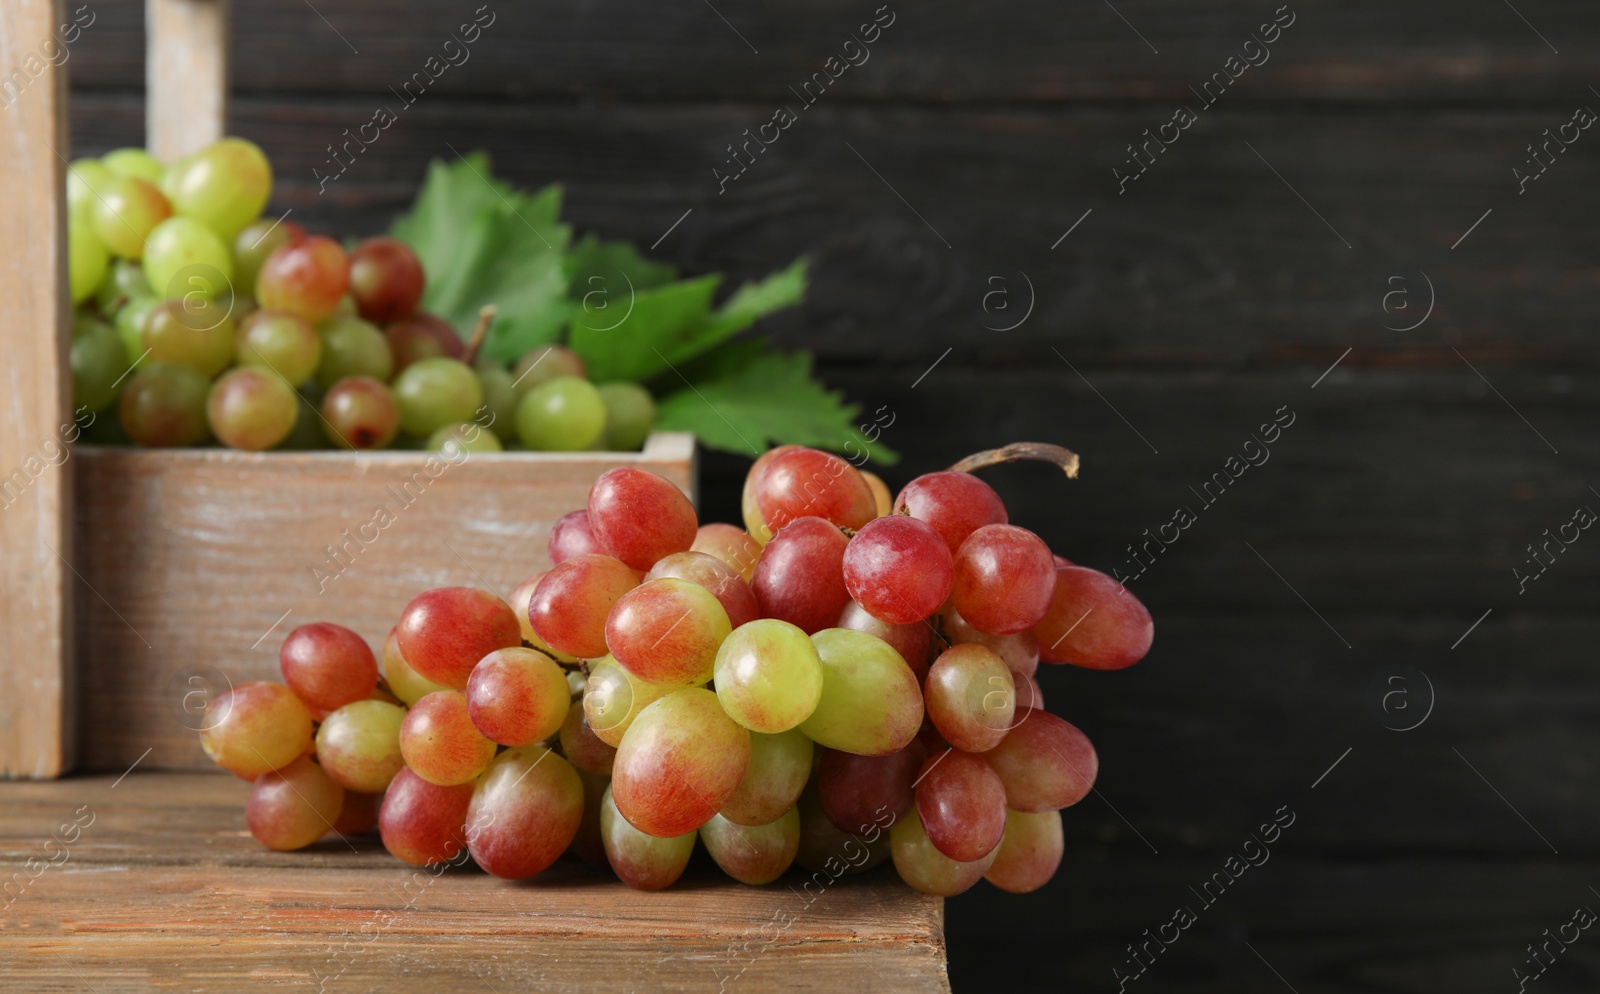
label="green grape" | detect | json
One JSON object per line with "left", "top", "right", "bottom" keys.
{"left": 315, "top": 699, "right": 407, "bottom": 794}
{"left": 475, "top": 361, "right": 518, "bottom": 442}
{"left": 797, "top": 628, "right": 924, "bottom": 756}
{"left": 392, "top": 357, "right": 484, "bottom": 437}
{"left": 233, "top": 217, "right": 301, "bottom": 300}
{"left": 206, "top": 367, "right": 298, "bottom": 450}
{"left": 515, "top": 376, "right": 606, "bottom": 451}
{"left": 66, "top": 158, "right": 112, "bottom": 224}
{"left": 71, "top": 321, "right": 130, "bottom": 413}
{"left": 90, "top": 175, "right": 172, "bottom": 259}
{"left": 143, "top": 300, "right": 235, "bottom": 377}
{"left": 165, "top": 137, "right": 273, "bottom": 239}
{"left": 597, "top": 382, "right": 656, "bottom": 451}
{"left": 236, "top": 310, "right": 320, "bottom": 385}
{"left": 700, "top": 808, "right": 800, "bottom": 885}
{"left": 95, "top": 259, "right": 151, "bottom": 313}
{"left": 143, "top": 217, "right": 235, "bottom": 301}
{"left": 713, "top": 619, "right": 824, "bottom": 734}
{"left": 890, "top": 807, "right": 997, "bottom": 896}
{"left": 118, "top": 362, "right": 211, "bottom": 446}
{"left": 382, "top": 627, "right": 450, "bottom": 706}
{"left": 583, "top": 657, "right": 674, "bottom": 748}
{"left": 115, "top": 296, "right": 160, "bottom": 367}
{"left": 315, "top": 314, "right": 392, "bottom": 388}
{"left": 426, "top": 422, "right": 501, "bottom": 454}
{"left": 68, "top": 220, "right": 109, "bottom": 304}
{"left": 159, "top": 152, "right": 192, "bottom": 201}
{"left": 718, "top": 728, "right": 812, "bottom": 826}
{"left": 102, "top": 147, "right": 165, "bottom": 184}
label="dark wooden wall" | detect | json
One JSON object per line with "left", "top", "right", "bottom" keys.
{"left": 67, "top": 2, "right": 1600, "bottom": 990}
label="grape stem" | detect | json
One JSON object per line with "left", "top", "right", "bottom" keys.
{"left": 463, "top": 305, "right": 496, "bottom": 366}
{"left": 946, "top": 442, "right": 1080, "bottom": 479}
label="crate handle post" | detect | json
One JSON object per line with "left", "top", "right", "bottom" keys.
{"left": 146, "top": 0, "right": 230, "bottom": 161}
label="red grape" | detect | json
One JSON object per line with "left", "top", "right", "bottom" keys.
{"left": 754, "top": 447, "right": 876, "bottom": 534}
{"left": 321, "top": 375, "right": 400, "bottom": 450}
{"left": 895, "top": 471, "right": 1009, "bottom": 555}
{"left": 330, "top": 789, "right": 382, "bottom": 836}
{"left": 751, "top": 516, "right": 850, "bottom": 635}
{"left": 691, "top": 522, "right": 762, "bottom": 581}
{"left": 559, "top": 705, "right": 617, "bottom": 776}
{"left": 719, "top": 729, "right": 812, "bottom": 826}
{"left": 925, "top": 644, "right": 1015, "bottom": 753}
{"left": 1034, "top": 565, "right": 1154, "bottom": 669}
{"left": 586, "top": 467, "right": 697, "bottom": 571}
{"left": 466, "top": 746, "right": 584, "bottom": 879}
{"left": 279, "top": 622, "right": 378, "bottom": 712}
{"left": 700, "top": 808, "right": 800, "bottom": 885}
{"left": 914, "top": 748, "right": 1008, "bottom": 862}
{"left": 604, "top": 577, "right": 731, "bottom": 686}
{"left": 611, "top": 688, "right": 751, "bottom": 838}
{"left": 399, "top": 690, "right": 498, "bottom": 786}
{"left": 645, "top": 551, "right": 760, "bottom": 629}
{"left": 796, "top": 777, "right": 891, "bottom": 875}
{"left": 740, "top": 444, "right": 799, "bottom": 544}
{"left": 818, "top": 743, "right": 924, "bottom": 836}
{"left": 549, "top": 509, "right": 604, "bottom": 565}
{"left": 981, "top": 709, "right": 1097, "bottom": 811}
{"left": 256, "top": 235, "right": 349, "bottom": 324}
{"left": 950, "top": 524, "right": 1056, "bottom": 635}
{"left": 199, "top": 681, "right": 313, "bottom": 777}
{"left": 600, "top": 784, "right": 696, "bottom": 890}
{"left": 379, "top": 767, "right": 474, "bottom": 866}
{"left": 315, "top": 699, "right": 406, "bottom": 793}
{"left": 246, "top": 754, "right": 344, "bottom": 851}
{"left": 384, "top": 312, "right": 463, "bottom": 373}
{"left": 837, "top": 599, "right": 933, "bottom": 683}
{"left": 395, "top": 586, "right": 522, "bottom": 689}
{"left": 985, "top": 809, "right": 1064, "bottom": 894}
{"left": 348, "top": 236, "right": 424, "bottom": 323}
{"left": 841, "top": 515, "right": 952, "bottom": 624}
{"left": 944, "top": 607, "right": 1040, "bottom": 677}
{"left": 465, "top": 647, "right": 570, "bottom": 746}
{"left": 890, "top": 807, "right": 997, "bottom": 896}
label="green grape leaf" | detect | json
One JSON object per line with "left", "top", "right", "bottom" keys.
{"left": 564, "top": 234, "right": 679, "bottom": 295}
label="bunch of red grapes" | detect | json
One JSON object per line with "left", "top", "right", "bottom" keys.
{"left": 199, "top": 444, "right": 1153, "bottom": 895}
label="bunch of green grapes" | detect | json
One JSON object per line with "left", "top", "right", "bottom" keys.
{"left": 67, "top": 139, "right": 656, "bottom": 454}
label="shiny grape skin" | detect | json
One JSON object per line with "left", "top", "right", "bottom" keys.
{"left": 981, "top": 708, "right": 1098, "bottom": 812}
{"left": 320, "top": 375, "right": 400, "bottom": 450}
{"left": 315, "top": 699, "right": 406, "bottom": 793}
{"left": 549, "top": 509, "right": 604, "bottom": 565}
{"left": 943, "top": 607, "right": 1040, "bottom": 677}
{"left": 719, "top": 728, "right": 813, "bottom": 826}
{"left": 559, "top": 705, "right": 618, "bottom": 776}
{"left": 836, "top": 599, "right": 934, "bottom": 684}
{"left": 348, "top": 236, "right": 425, "bottom": 323}
{"left": 143, "top": 299, "right": 235, "bottom": 377}
{"left": 278, "top": 621, "right": 379, "bottom": 712}
{"left": 600, "top": 784, "right": 697, "bottom": 890}
{"left": 392, "top": 357, "right": 484, "bottom": 437}
{"left": 712, "top": 618, "right": 824, "bottom": 734}
{"left": 700, "top": 808, "right": 801, "bottom": 885}
{"left": 754, "top": 447, "right": 877, "bottom": 534}
{"left": 751, "top": 516, "right": 851, "bottom": 635}
{"left": 924, "top": 643, "right": 1016, "bottom": 753}
{"left": 817, "top": 743, "right": 925, "bottom": 836}
{"left": 841, "top": 515, "right": 953, "bottom": 625}
{"left": 890, "top": 807, "right": 998, "bottom": 896}
{"left": 950, "top": 524, "right": 1057, "bottom": 635}
{"left": 206, "top": 367, "right": 297, "bottom": 451}
{"left": 611, "top": 687, "right": 752, "bottom": 838}
{"left": 985, "top": 809, "right": 1065, "bottom": 894}
{"left": 199, "top": 681, "right": 312, "bottom": 777}
{"left": 586, "top": 467, "right": 698, "bottom": 571}
{"left": 233, "top": 218, "right": 303, "bottom": 299}
{"left": 398, "top": 690, "right": 498, "bottom": 786}
{"left": 604, "top": 577, "right": 731, "bottom": 687}
{"left": 257, "top": 235, "right": 349, "bottom": 323}
{"left": 691, "top": 522, "right": 763, "bottom": 581}
{"left": 582, "top": 657, "right": 675, "bottom": 748}
{"left": 464, "top": 647, "right": 570, "bottom": 747}
{"left": 516, "top": 376, "right": 607, "bottom": 451}
{"left": 245, "top": 754, "right": 345, "bottom": 851}
{"left": 740, "top": 444, "right": 799, "bottom": 544}
{"left": 1034, "top": 565, "right": 1154, "bottom": 669}
{"left": 466, "top": 746, "right": 585, "bottom": 879}
{"left": 646, "top": 551, "right": 760, "bottom": 629}
{"left": 798, "top": 628, "right": 924, "bottom": 757}
{"left": 913, "top": 748, "right": 1009, "bottom": 862}
{"left": 395, "top": 586, "right": 522, "bottom": 689}
{"left": 378, "top": 767, "right": 475, "bottom": 867}
{"left": 380, "top": 626, "right": 449, "bottom": 705}
{"left": 894, "top": 471, "right": 1009, "bottom": 556}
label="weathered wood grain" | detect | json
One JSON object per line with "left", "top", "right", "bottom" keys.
{"left": 0, "top": 772, "right": 949, "bottom": 993}
{"left": 0, "top": 0, "right": 75, "bottom": 779}
{"left": 145, "top": 0, "right": 229, "bottom": 161}
{"left": 72, "top": 433, "right": 695, "bottom": 771}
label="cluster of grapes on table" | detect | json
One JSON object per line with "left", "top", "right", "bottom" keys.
{"left": 66, "top": 138, "right": 654, "bottom": 454}
{"left": 199, "top": 445, "right": 1153, "bottom": 896}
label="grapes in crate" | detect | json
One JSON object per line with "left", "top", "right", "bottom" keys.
{"left": 198, "top": 442, "right": 1153, "bottom": 898}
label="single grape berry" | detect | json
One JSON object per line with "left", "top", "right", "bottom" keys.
{"left": 841, "top": 515, "right": 952, "bottom": 625}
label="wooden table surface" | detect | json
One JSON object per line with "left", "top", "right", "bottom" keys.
{"left": 0, "top": 773, "right": 948, "bottom": 992}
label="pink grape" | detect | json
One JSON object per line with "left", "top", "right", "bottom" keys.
{"left": 200, "top": 681, "right": 313, "bottom": 778}
{"left": 611, "top": 687, "right": 751, "bottom": 838}
{"left": 381, "top": 626, "right": 449, "bottom": 706}
{"left": 466, "top": 746, "right": 584, "bottom": 879}
{"left": 981, "top": 709, "right": 1098, "bottom": 811}
{"left": 700, "top": 808, "right": 800, "bottom": 885}
{"left": 604, "top": 577, "right": 730, "bottom": 687}
{"left": 818, "top": 743, "right": 924, "bottom": 836}
{"left": 1034, "top": 565, "right": 1154, "bottom": 669}
{"left": 384, "top": 312, "right": 462, "bottom": 374}
{"left": 841, "top": 515, "right": 952, "bottom": 624}
{"left": 691, "top": 522, "right": 762, "bottom": 581}
{"left": 945, "top": 607, "right": 1040, "bottom": 677}
{"left": 754, "top": 447, "right": 876, "bottom": 534}
{"left": 549, "top": 509, "right": 604, "bottom": 565}
{"left": 950, "top": 524, "right": 1056, "bottom": 635}
{"left": 245, "top": 754, "right": 345, "bottom": 851}
{"left": 348, "top": 236, "right": 424, "bottom": 323}
{"left": 320, "top": 375, "right": 399, "bottom": 450}
{"left": 798, "top": 628, "right": 923, "bottom": 756}
{"left": 895, "top": 471, "right": 1009, "bottom": 555}
{"left": 399, "top": 690, "right": 498, "bottom": 786}
{"left": 529, "top": 555, "right": 641, "bottom": 660}
{"left": 837, "top": 599, "right": 933, "bottom": 683}
{"left": 379, "top": 767, "right": 474, "bottom": 866}
{"left": 645, "top": 551, "right": 760, "bottom": 629}
{"left": 890, "top": 807, "right": 997, "bottom": 896}
{"left": 315, "top": 699, "right": 406, "bottom": 793}
{"left": 508, "top": 571, "right": 577, "bottom": 662}
{"left": 600, "top": 784, "right": 696, "bottom": 890}
{"left": 985, "top": 809, "right": 1064, "bottom": 894}
{"left": 279, "top": 621, "right": 378, "bottom": 712}
{"left": 586, "top": 467, "right": 698, "bottom": 571}
{"left": 740, "top": 444, "right": 799, "bottom": 544}
{"left": 914, "top": 748, "right": 1008, "bottom": 862}
{"left": 924, "top": 643, "right": 1015, "bottom": 753}
{"left": 256, "top": 235, "right": 349, "bottom": 323}
{"left": 395, "top": 586, "right": 522, "bottom": 689}
{"left": 719, "top": 728, "right": 813, "bottom": 826}
{"left": 465, "top": 647, "right": 570, "bottom": 746}
{"left": 559, "top": 705, "right": 617, "bottom": 776}
{"left": 751, "top": 516, "right": 850, "bottom": 635}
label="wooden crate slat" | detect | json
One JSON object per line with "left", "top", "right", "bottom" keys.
{"left": 145, "top": 0, "right": 229, "bottom": 161}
